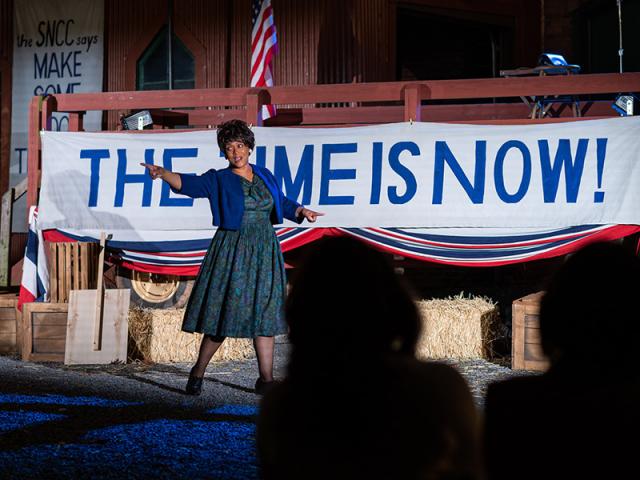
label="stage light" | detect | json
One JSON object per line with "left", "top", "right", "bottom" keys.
{"left": 537, "top": 53, "right": 581, "bottom": 74}
{"left": 612, "top": 94, "right": 638, "bottom": 116}
{"left": 120, "top": 110, "right": 153, "bottom": 130}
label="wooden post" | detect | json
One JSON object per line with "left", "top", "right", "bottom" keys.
{"left": 93, "top": 233, "right": 107, "bottom": 351}
{"left": 402, "top": 84, "right": 428, "bottom": 122}
{"left": 68, "top": 112, "right": 85, "bottom": 131}
{"left": 26, "top": 96, "right": 42, "bottom": 213}
{"left": 246, "top": 88, "right": 271, "bottom": 126}
{"left": 0, "top": 187, "right": 14, "bottom": 287}
{"left": 41, "top": 95, "right": 57, "bottom": 131}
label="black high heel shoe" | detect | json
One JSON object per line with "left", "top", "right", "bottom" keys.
{"left": 185, "top": 375, "right": 204, "bottom": 396}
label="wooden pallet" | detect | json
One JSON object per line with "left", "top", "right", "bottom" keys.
{"left": 512, "top": 291, "right": 550, "bottom": 371}
{"left": 0, "top": 294, "right": 20, "bottom": 354}
{"left": 21, "top": 302, "right": 68, "bottom": 362}
{"left": 48, "top": 242, "right": 99, "bottom": 303}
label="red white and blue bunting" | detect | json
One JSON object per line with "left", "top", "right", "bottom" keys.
{"left": 43, "top": 224, "right": 640, "bottom": 275}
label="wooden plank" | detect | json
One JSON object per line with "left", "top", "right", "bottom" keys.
{"left": 266, "top": 102, "right": 616, "bottom": 127}
{"left": 94, "top": 233, "right": 107, "bottom": 350}
{"left": 21, "top": 303, "right": 33, "bottom": 360}
{"left": 13, "top": 177, "right": 28, "bottom": 200}
{"left": 80, "top": 244, "right": 89, "bottom": 288}
{"left": 524, "top": 313, "right": 540, "bottom": 328}
{"left": 27, "top": 96, "right": 41, "bottom": 212}
{"left": 267, "top": 73, "right": 640, "bottom": 104}
{"left": 511, "top": 300, "right": 525, "bottom": 370}
{"left": 0, "top": 318, "right": 16, "bottom": 334}
{"left": 520, "top": 291, "right": 545, "bottom": 306}
{"left": 403, "top": 84, "right": 422, "bottom": 122}
{"left": 68, "top": 112, "right": 84, "bottom": 132}
{"left": 65, "top": 289, "right": 130, "bottom": 365}
{"left": 57, "top": 244, "right": 63, "bottom": 302}
{"left": 0, "top": 187, "right": 13, "bottom": 287}
{"left": 0, "top": 295, "right": 18, "bottom": 352}
{"left": 21, "top": 302, "right": 68, "bottom": 362}
{"left": 33, "top": 338, "right": 66, "bottom": 353}
{"left": 0, "top": 295, "right": 17, "bottom": 307}
{"left": 0, "top": 332, "right": 16, "bottom": 353}
{"left": 33, "top": 324, "right": 66, "bottom": 339}
{"left": 32, "top": 311, "right": 67, "bottom": 326}
{"left": 25, "top": 353, "right": 64, "bottom": 362}
{"left": 49, "top": 243, "right": 58, "bottom": 303}
{"left": 53, "top": 88, "right": 250, "bottom": 111}
{"left": 512, "top": 291, "right": 549, "bottom": 371}
{"left": 23, "top": 302, "right": 69, "bottom": 313}
{"left": 525, "top": 327, "right": 542, "bottom": 344}
{"left": 72, "top": 242, "right": 80, "bottom": 291}
{"left": 64, "top": 243, "right": 71, "bottom": 303}
{"left": 15, "top": 305, "right": 22, "bottom": 356}
{"left": 44, "top": 73, "right": 640, "bottom": 115}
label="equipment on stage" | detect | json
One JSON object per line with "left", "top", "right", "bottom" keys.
{"left": 120, "top": 110, "right": 153, "bottom": 130}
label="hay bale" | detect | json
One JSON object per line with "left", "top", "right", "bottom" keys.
{"left": 128, "top": 307, "right": 254, "bottom": 363}
{"left": 415, "top": 294, "right": 500, "bottom": 360}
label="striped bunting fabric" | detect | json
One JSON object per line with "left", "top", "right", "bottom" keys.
{"left": 17, "top": 207, "right": 49, "bottom": 310}
{"left": 43, "top": 224, "right": 640, "bottom": 275}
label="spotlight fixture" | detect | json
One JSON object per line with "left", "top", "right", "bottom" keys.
{"left": 612, "top": 94, "right": 638, "bottom": 116}
{"left": 537, "top": 53, "right": 580, "bottom": 74}
{"left": 120, "top": 110, "right": 153, "bottom": 130}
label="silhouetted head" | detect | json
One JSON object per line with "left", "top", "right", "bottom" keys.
{"left": 286, "top": 237, "right": 421, "bottom": 378}
{"left": 539, "top": 241, "right": 640, "bottom": 370}
{"left": 216, "top": 119, "right": 255, "bottom": 151}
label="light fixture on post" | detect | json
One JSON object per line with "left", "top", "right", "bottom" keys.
{"left": 120, "top": 110, "right": 153, "bottom": 130}
{"left": 612, "top": 94, "right": 638, "bottom": 116}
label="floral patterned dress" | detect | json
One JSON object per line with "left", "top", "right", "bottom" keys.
{"left": 181, "top": 174, "right": 288, "bottom": 338}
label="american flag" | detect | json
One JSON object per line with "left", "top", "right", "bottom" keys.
{"left": 251, "top": 0, "right": 277, "bottom": 120}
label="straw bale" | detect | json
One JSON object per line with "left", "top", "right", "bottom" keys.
{"left": 415, "top": 294, "right": 500, "bottom": 360}
{"left": 128, "top": 307, "right": 254, "bottom": 363}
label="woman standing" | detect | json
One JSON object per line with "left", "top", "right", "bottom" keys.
{"left": 142, "top": 120, "right": 322, "bottom": 395}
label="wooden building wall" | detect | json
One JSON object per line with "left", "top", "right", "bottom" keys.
{"left": 104, "top": 0, "right": 394, "bottom": 125}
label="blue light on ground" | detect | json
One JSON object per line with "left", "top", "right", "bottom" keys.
{"left": 0, "top": 411, "right": 67, "bottom": 434}
{"left": 0, "top": 419, "right": 258, "bottom": 479}
{"left": 0, "top": 398, "right": 260, "bottom": 480}
{"left": 0, "top": 393, "right": 142, "bottom": 407}
{"left": 208, "top": 404, "right": 258, "bottom": 416}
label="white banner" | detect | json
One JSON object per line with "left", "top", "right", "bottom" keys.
{"left": 11, "top": 0, "right": 104, "bottom": 179}
{"left": 39, "top": 117, "right": 640, "bottom": 231}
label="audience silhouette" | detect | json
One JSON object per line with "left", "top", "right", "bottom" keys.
{"left": 484, "top": 241, "right": 640, "bottom": 480}
{"left": 257, "top": 237, "right": 481, "bottom": 480}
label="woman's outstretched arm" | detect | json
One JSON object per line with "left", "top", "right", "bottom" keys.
{"left": 140, "top": 163, "right": 182, "bottom": 190}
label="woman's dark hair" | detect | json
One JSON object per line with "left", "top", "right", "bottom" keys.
{"left": 539, "top": 241, "right": 640, "bottom": 368}
{"left": 286, "top": 237, "right": 421, "bottom": 379}
{"left": 216, "top": 119, "right": 255, "bottom": 151}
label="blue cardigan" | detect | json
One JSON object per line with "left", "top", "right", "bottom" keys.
{"left": 174, "top": 164, "right": 303, "bottom": 230}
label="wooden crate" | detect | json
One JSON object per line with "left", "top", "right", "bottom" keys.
{"left": 0, "top": 294, "right": 20, "bottom": 354}
{"left": 512, "top": 291, "right": 550, "bottom": 371}
{"left": 21, "top": 302, "right": 68, "bottom": 362}
{"left": 48, "top": 242, "right": 99, "bottom": 303}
